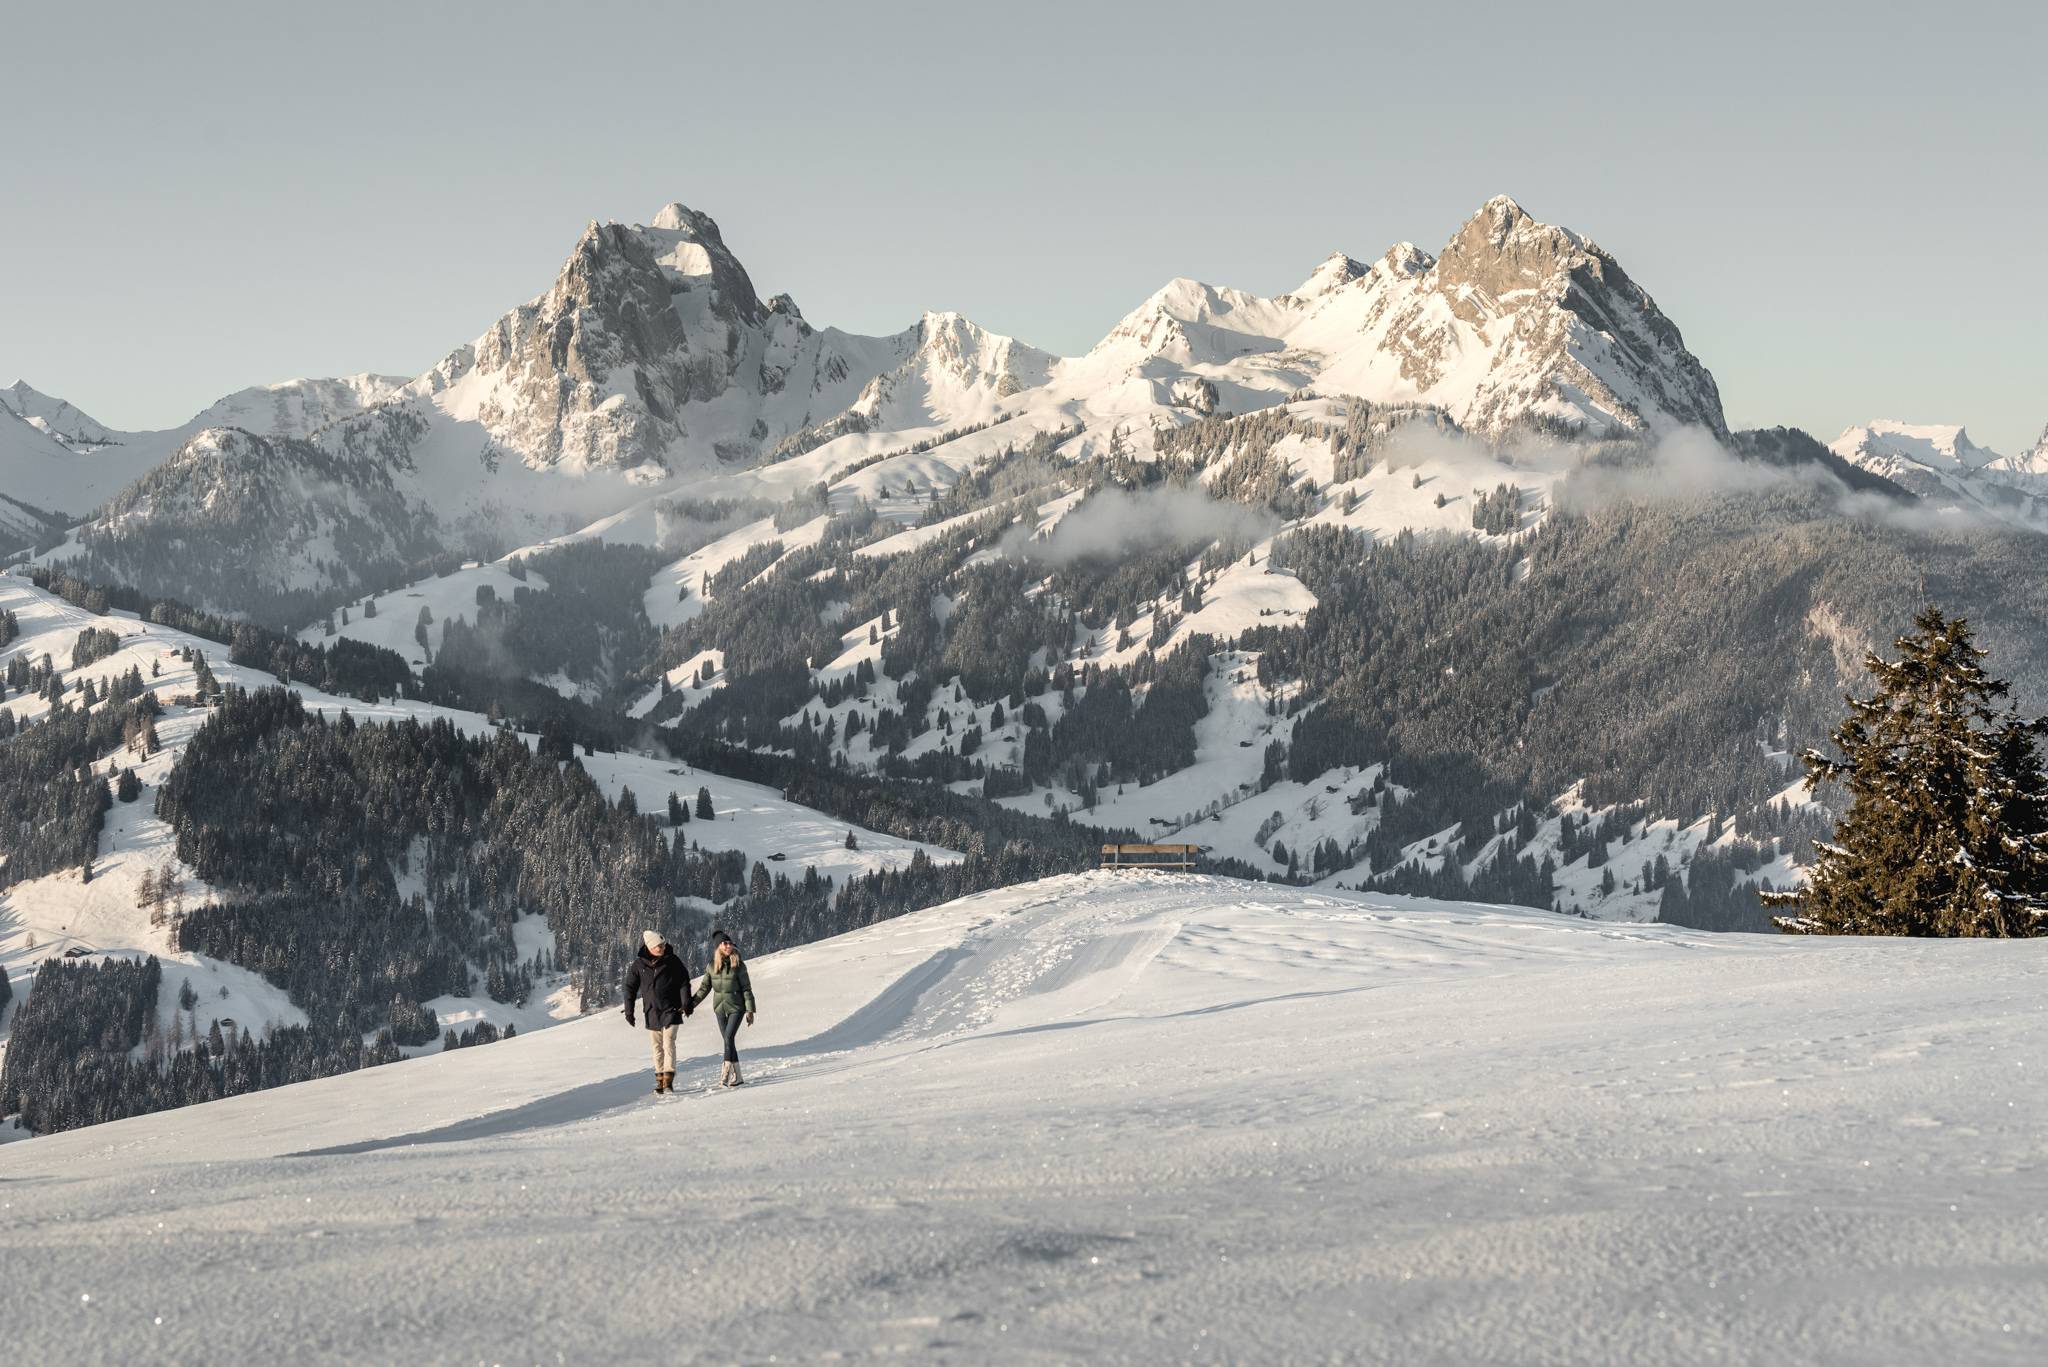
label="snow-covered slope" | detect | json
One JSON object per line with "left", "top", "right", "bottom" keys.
{"left": 4, "top": 872, "right": 2042, "bottom": 1363}
{"left": 2018, "top": 421, "right": 2048, "bottom": 477}
{"left": 1, "top": 374, "right": 415, "bottom": 558}
{"left": 0, "top": 405, "right": 159, "bottom": 543}
{"left": 1830, "top": 419, "right": 2048, "bottom": 527}
{"left": 2, "top": 381, "right": 121, "bottom": 451}
{"left": 1830, "top": 420, "right": 2004, "bottom": 478}
{"left": 0, "top": 574, "right": 958, "bottom": 1082}
{"left": 183, "top": 372, "right": 408, "bottom": 439}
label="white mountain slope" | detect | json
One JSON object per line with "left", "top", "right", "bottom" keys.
{"left": 0, "top": 574, "right": 959, "bottom": 1082}
{"left": 1, "top": 374, "right": 414, "bottom": 559}
{"left": 2, "top": 380, "right": 121, "bottom": 451}
{"left": 2021, "top": 421, "right": 2048, "bottom": 476}
{"left": 1829, "top": 419, "right": 2048, "bottom": 526}
{"left": 0, "top": 405, "right": 160, "bottom": 541}
{"left": 182, "top": 372, "right": 409, "bottom": 440}
{"left": 4, "top": 872, "right": 2043, "bottom": 1364}
{"left": 1831, "top": 420, "right": 2004, "bottom": 477}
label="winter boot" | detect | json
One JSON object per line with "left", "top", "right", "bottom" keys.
{"left": 729, "top": 1062, "right": 745, "bottom": 1087}
{"left": 719, "top": 1061, "right": 734, "bottom": 1088}
{"left": 653, "top": 1072, "right": 668, "bottom": 1095}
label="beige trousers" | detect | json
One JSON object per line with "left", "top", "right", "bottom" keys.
{"left": 647, "top": 1024, "right": 678, "bottom": 1072}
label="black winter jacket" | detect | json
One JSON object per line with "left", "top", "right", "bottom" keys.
{"left": 623, "top": 946, "right": 693, "bottom": 1029}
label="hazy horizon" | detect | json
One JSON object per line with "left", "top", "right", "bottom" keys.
{"left": 3, "top": 1, "right": 2041, "bottom": 452}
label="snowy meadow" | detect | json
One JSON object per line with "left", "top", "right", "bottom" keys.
{"left": 4, "top": 873, "right": 2043, "bottom": 1365}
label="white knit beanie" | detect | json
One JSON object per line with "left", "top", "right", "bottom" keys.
{"left": 642, "top": 930, "right": 664, "bottom": 951}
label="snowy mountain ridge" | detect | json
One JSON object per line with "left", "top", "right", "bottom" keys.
{"left": 1830, "top": 418, "right": 2048, "bottom": 526}
{"left": 23, "top": 194, "right": 1740, "bottom": 602}
{"left": 2, "top": 380, "right": 121, "bottom": 452}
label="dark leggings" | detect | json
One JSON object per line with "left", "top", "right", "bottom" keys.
{"left": 718, "top": 1010, "right": 743, "bottom": 1063}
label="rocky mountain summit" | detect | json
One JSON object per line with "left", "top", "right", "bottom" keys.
{"left": 1294, "top": 196, "right": 1727, "bottom": 438}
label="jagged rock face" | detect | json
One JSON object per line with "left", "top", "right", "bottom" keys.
{"left": 1075, "top": 198, "right": 1725, "bottom": 440}
{"left": 468, "top": 220, "right": 698, "bottom": 471}
{"left": 454, "top": 203, "right": 902, "bottom": 473}
{"left": 1313, "top": 197, "right": 1727, "bottom": 438}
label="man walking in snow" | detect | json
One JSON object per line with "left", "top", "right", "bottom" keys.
{"left": 623, "top": 931, "right": 692, "bottom": 1094}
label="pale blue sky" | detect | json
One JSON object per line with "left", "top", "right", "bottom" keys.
{"left": 3, "top": 1, "right": 2041, "bottom": 451}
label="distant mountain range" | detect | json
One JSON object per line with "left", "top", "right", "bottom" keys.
{"left": 3, "top": 193, "right": 2039, "bottom": 621}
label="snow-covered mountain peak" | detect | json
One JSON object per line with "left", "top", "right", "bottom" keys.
{"left": 921, "top": 311, "right": 1051, "bottom": 388}
{"left": 2, "top": 380, "right": 119, "bottom": 451}
{"left": 187, "top": 373, "right": 410, "bottom": 439}
{"left": 449, "top": 208, "right": 772, "bottom": 472}
{"left": 836, "top": 310, "right": 1054, "bottom": 428}
{"left": 1377, "top": 242, "right": 1434, "bottom": 277}
{"left": 1087, "top": 276, "right": 1295, "bottom": 368}
{"left": 1435, "top": 194, "right": 1598, "bottom": 300}
{"left": 1285, "top": 251, "right": 1370, "bottom": 302}
{"left": 2016, "top": 421, "right": 2048, "bottom": 476}
{"left": 633, "top": 202, "right": 768, "bottom": 325}
{"left": 1287, "top": 198, "right": 1725, "bottom": 438}
{"left": 647, "top": 200, "right": 706, "bottom": 233}
{"left": 1828, "top": 420, "right": 2002, "bottom": 474}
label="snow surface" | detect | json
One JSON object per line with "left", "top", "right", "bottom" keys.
{"left": 3, "top": 871, "right": 2044, "bottom": 1365}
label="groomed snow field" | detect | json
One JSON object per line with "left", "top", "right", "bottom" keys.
{"left": 4, "top": 873, "right": 2044, "bottom": 1365}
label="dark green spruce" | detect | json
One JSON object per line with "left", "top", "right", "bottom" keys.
{"left": 1767, "top": 607, "right": 2048, "bottom": 936}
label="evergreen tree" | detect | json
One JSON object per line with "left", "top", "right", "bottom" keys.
{"left": 1767, "top": 607, "right": 2048, "bottom": 936}
{"left": 696, "top": 786, "right": 715, "bottom": 820}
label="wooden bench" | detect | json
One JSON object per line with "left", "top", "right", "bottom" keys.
{"left": 1100, "top": 843, "right": 1199, "bottom": 872}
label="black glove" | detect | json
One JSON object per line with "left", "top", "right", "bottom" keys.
{"left": 624, "top": 1012, "right": 636, "bottom": 1028}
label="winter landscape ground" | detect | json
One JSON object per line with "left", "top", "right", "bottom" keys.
{"left": 5, "top": 872, "right": 2043, "bottom": 1365}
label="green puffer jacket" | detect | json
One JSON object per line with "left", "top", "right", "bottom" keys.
{"left": 692, "top": 954, "right": 756, "bottom": 1016}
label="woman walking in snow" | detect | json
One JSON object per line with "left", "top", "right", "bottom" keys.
{"left": 623, "top": 930, "right": 692, "bottom": 1095}
{"left": 693, "top": 929, "right": 757, "bottom": 1087}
